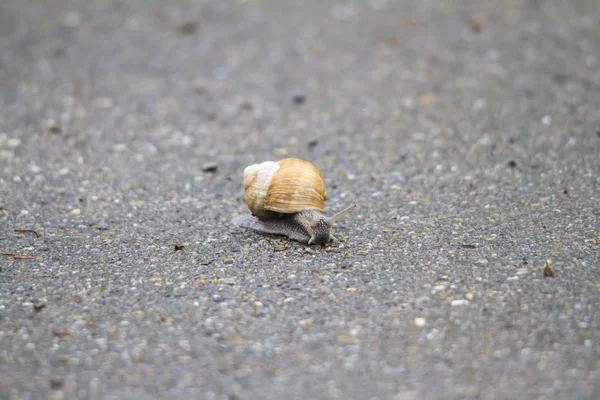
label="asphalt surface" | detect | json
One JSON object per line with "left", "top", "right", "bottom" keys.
{"left": 1, "top": 0, "right": 599, "bottom": 399}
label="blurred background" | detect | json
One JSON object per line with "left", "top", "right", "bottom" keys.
{"left": 1, "top": 1, "right": 599, "bottom": 399}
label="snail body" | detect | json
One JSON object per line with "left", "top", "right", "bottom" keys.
{"left": 232, "top": 158, "right": 356, "bottom": 245}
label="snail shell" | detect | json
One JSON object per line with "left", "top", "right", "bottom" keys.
{"left": 243, "top": 158, "right": 327, "bottom": 219}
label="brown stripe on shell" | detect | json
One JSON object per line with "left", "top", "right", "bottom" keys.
{"left": 263, "top": 158, "right": 326, "bottom": 214}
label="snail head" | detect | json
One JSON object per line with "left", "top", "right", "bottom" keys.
{"left": 307, "top": 204, "right": 358, "bottom": 245}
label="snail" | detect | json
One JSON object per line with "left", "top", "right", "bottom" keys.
{"left": 231, "top": 158, "right": 357, "bottom": 245}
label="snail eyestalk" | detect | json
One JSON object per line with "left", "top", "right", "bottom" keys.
{"left": 328, "top": 204, "right": 358, "bottom": 224}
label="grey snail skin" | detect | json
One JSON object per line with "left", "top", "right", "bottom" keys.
{"left": 231, "top": 158, "right": 357, "bottom": 245}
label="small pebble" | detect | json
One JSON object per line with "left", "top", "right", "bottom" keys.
{"left": 7, "top": 138, "right": 22, "bottom": 148}
{"left": 33, "top": 301, "right": 47, "bottom": 311}
{"left": 47, "top": 41, "right": 66, "bottom": 58}
{"left": 113, "top": 143, "right": 127, "bottom": 152}
{"left": 178, "top": 21, "right": 199, "bottom": 35}
{"left": 451, "top": 300, "right": 470, "bottom": 307}
{"left": 72, "top": 319, "right": 86, "bottom": 330}
{"left": 516, "top": 269, "right": 528, "bottom": 275}
{"left": 43, "top": 119, "right": 61, "bottom": 134}
{"left": 543, "top": 259, "right": 555, "bottom": 277}
{"left": 238, "top": 99, "right": 253, "bottom": 111}
{"left": 467, "top": 15, "right": 484, "bottom": 33}
{"left": 414, "top": 318, "right": 426, "bottom": 327}
{"left": 191, "top": 79, "right": 205, "bottom": 94}
{"left": 292, "top": 94, "right": 306, "bottom": 105}
{"left": 472, "top": 98, "right": 487, "bottom": 110}
{"left": 202, "top": 163, "right": 218, "bottom": 173}
{"left": 63, "top": 11, "right": 81, "bottom": 28}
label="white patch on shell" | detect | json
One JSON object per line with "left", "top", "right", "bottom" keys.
{"left": 243, "top": 161, "right": 279, "bottom": 218}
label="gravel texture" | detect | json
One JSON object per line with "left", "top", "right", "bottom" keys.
{"left": 1, "top": 0, "right": 599, "bottom": 399}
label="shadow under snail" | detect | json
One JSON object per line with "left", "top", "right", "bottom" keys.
{"left": 231, "top": 158, "right": 357, "bottom": 245}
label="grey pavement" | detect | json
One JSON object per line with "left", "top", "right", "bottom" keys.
{"left": 1, "top": 0, "right": 599, "bottom": 399}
